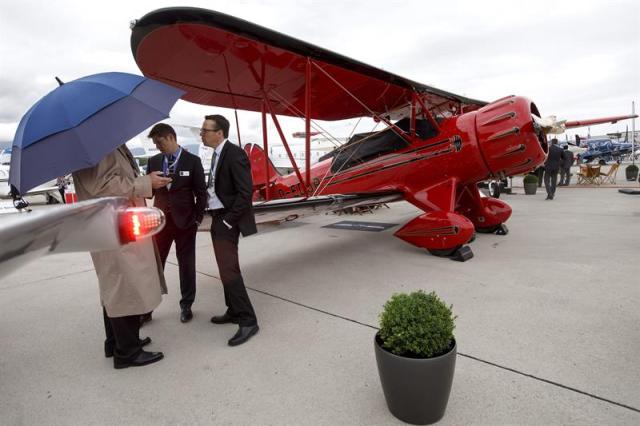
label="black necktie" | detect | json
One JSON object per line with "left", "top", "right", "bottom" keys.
{"left": 166, "top": 154, "right": 176, "bottom": 173}
{"left": 208, "top": 151, "right": 218, "bottom": 188}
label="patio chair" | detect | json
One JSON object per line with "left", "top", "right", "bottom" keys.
{"left": 577, "top": 164, "right": 601, "bottom": 185}
{"left": 598, "top": 163, "right": 619, "bottom": 185}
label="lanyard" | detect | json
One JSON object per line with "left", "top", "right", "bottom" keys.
{"left": 162, "top": 147, "right": 183, "bottom": 176}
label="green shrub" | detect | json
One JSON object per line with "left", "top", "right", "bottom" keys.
{"left": 379, "top": 291, "right": 455, "bottom": 358}
{"left": 522, "top": 174, "right": 538, "bottom": 184}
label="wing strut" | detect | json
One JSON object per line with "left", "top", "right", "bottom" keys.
{"left": 264, "top": 93, "right": 310, "bottom": 196}
{"left": 234, "top": 109, "right": 242, "bottom": 148}
{"left": 414, "top": 93, "right": 440, "bottom": 133}
{"left": 311, "top": 60, "right": 413, "bottom": 145}
{"left": 305, "top": 58, "right": 312, "bottom": 189}
{"left": 261, "top": 101, "right": 270, "bottom": 201}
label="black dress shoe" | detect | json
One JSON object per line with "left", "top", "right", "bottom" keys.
{"left": 139, "top": 312, "right": 152, "bottom": 327}
{"left": 228, "top": 325, "right": 259, "bottom": 346}
{"left": 180, "top": 308, "right": 193, "bottom": 323}
{"left": 210, "top": 313, "right": 239, "bottom": 324}
{"left": 113, "top": 350, "right": 164, "bottom": 369}
{"left": 105, "top": 337, "right": 151, "bottom": 358}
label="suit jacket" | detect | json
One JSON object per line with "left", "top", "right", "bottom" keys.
{"left": 562, "top": 150, "right": 574, "bottom": 169}
{"left": 211, "top": 141, "right": 257, "bottom": 237}
{"left": 545, "top": 144, "right": 565, "bottom": 172}
{"left": 147, "top": 148, "right": 207, "bottom": 229}
{"left": 72, "top": 145, "right": 166, "bottom": 317}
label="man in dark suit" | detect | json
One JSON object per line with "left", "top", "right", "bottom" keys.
{"left": 559, "top": 146, "right": 575, "bottom": 186}
{"left": 200, "top": 114, "right": 259, "bottom": 346}
{"left": 544, "top": 138, "right": 566, "bottom": 200}
{"left": 147, "top": 123, "right": 207, "bottom": 323}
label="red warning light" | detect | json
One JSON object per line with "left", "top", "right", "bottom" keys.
{"left": 118, "top": 208, "right": 165, "bottom": 244}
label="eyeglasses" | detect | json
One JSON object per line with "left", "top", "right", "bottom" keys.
{"left": 199, "top": 127, "right": 220, "bottom": 134}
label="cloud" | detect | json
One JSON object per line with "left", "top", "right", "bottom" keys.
{"left": 1, "top": 0, "right": 638, "bottom": 142}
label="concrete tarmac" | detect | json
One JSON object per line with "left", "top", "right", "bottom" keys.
{"left": 1, "top": 183, "right": 639, "bottom": 425}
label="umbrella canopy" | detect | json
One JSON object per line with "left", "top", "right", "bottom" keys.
{"left": 9, "top": 72, "right": 184, "bottom": 193}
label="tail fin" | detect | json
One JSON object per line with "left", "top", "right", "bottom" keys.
{"left": 244, "top": 143, "right": 280, "bottom": 188}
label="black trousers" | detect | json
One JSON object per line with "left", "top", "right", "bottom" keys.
{"left": 155, "top": 213, "right": 197, "bottom": 309}
{"left": 559, "top": 167, "right": 571, "bottom": 185}
{"left": 544, "top": 168, "right": 559, "bottom": 197}
{"left": 210, "top": 212, "right": 257, "bottom": 326}
{"left": 535, "top": 166, "right": 545, "bottom": 187}
{"left": 103, "top": 308, "right": 142, "bottom": 359}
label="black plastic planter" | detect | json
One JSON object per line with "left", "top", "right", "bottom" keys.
{"left": 524, "top": 183, "right": 538, "bottom": 195}
{"left": 625, "top": 166, "right": 638, "bottom": 181}
{"left": 374, "top": 334, "right": 456, "bottom": 425}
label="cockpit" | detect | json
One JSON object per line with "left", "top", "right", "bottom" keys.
{"left": 321, "top": 118, "right": 439, "bottom": 173}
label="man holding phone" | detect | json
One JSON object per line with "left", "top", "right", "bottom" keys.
{"left": 147, "top": 123, "right": 207, "bottom": 322}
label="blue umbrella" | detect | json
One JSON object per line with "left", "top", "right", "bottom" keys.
{"left": 9, "top": 72, "right": 184, "bottom": 193}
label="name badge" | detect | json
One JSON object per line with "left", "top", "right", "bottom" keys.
{"left": 180, "top": 171, "right": 190, "bottom": 176}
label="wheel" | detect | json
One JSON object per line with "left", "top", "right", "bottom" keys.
{"left": 476, "top": 225, "right": 500, "bottom": 234}
{"left": 476, "top": 224, "right": 509, "bottom": 235}
{"left": 488, "top": 180, "right": 501, "bottom": 198}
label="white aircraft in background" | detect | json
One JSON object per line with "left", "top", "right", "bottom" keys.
{"left": 0, "top": 148, "right": 62, "bottom": 203}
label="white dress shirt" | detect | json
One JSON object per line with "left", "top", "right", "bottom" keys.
{"left": 207, "top": 140, "right": 233, "bottom": 229}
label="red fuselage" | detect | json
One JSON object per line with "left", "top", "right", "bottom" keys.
{"left": 251, "top": 96, "right": 547, "bottom": 208}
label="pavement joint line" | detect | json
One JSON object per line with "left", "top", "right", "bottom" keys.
{"left": 195, "top": 268, "right": 640, "bottom": 415}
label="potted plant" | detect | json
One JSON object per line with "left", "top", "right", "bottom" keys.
{"left": 374, "top": 291, "right": 457, "bottom": 425}
{"left": 626, "top": 164, "right": 638, "bottom": 181}
{"left": 523, "top": 173, "right": 538, "bottom": 195}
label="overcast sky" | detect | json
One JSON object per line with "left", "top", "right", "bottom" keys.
{"left": 1, "top": 0, "right": 639, "bottom": 145}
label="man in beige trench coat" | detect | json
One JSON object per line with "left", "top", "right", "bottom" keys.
{"left": 73, "top": 144, "right": 171, "bottom": 369}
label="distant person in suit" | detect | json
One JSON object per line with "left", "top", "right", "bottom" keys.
{"left": 73, "top": 144, "right": 170, "bottom": 369}
{"left": 534, "top": 166, "right": 545, "bottom": 187}
{"left": 201, "top": 114, "right": 259, "bottom": 346}
{"left": 146, "top": 123, "right": 207, "bottom": 323}
{"left": 559, "top": 146, "right": 575, "bottom": 186}
{"left": 544, "top": 139, "right": 566, "bottom": 200}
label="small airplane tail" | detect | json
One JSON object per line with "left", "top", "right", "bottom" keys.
{"left": 244, "top": 143, "right": 280, "bottom": 188}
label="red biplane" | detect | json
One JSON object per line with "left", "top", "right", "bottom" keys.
{"left": 130, "top": 7, "right": 553, "bottom": 261}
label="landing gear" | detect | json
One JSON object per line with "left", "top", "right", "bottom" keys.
{"left": 476, "top": 223, "right": 509, "bottom": 235}
{"left": 488, "top": 180, "right": 501, "bottom": 198}
{"left": 428, "top": 245, "right": 474, "bottom": 262}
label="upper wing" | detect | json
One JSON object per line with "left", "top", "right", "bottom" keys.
{"left": 130, "top": 7, "right": 486, "bottom": 121}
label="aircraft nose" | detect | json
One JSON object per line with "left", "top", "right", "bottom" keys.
{"left": 475, "top": 96, "right": 547, "bottom": 177}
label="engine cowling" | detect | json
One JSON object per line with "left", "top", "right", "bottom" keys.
{"left": 475, "top": 96, "right": 547, "bottom": 178}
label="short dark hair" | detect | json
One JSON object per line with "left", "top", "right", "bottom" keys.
{"left": 147, "top": 123, "right": 176, "bottom": 139}
{"left": 205, "top": 114, "right": 230, "bottom": 138}
{"left": 551, "top": 138, "right": 558, "bottom": 144}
